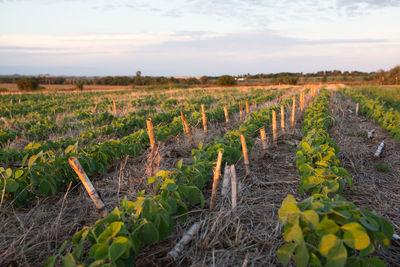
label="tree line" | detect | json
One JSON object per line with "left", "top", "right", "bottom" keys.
{"left": 2, "top": 65, "right": 399, "bottom": 91}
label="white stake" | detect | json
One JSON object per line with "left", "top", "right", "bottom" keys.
{"left": 168, "top": 222, "right": 201, "bottom": 260}
{"left": 374, "top": 141, "right": 385, "bottom": 157}
{"left": 230, "top": 165, "right": 237, "bottom": 211}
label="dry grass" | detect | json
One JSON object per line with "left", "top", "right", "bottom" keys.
{"left": 329, "top": 92, "right": 400, "bottom": 265}
{"left": 136, "top": 120, "right": 304, "bottom": 267}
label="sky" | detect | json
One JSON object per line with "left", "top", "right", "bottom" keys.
{"left": 0, "top": 0, "right": 400, "bottom": 76}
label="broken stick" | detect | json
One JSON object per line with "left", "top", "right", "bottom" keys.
{"left": 221, "top": 164, "right": 231, "bottom": 197}
{"left": 374, "top": 141, "right": 385, "bottom": 157}
{"left": 260, "top": 127, "right": 268, "bottom": 151}
{"left": 146, "top": 118, "right": 155, "bottom": 151}
{"left": 168, "top": 222, "right": 201, "bottom": 260}
{"left": 201, "top": 104, "right": 207, "bottom": 133}
{"left": 230, "top": 164, "right": 237, "bottom": 211}
{"left": 68, "top": 157, "right": 107, "bottom": 218}
{"left": 240, "top": 134, "right": 250, "bottom": 175}
{"left": 209, "top": 152, "right": 223, "bottom": 211}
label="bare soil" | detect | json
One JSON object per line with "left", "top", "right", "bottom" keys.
{"left": 329, "top": 92, "right": 400, "bottom": 266}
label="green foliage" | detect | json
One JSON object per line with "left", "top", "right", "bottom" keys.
{"left": 278, "top": 89, "right": 394, "bottom": 266}
{"left": 343, "top": 88, "right": 400, "bottom": 143}
{"left": 278, "top": 194, "right": 393, "bottom": 267}
{"left": 375, "top": 162, "right": 388, "bottom": 172}
{"left": 76, "top": 81, "right": 84, "bottom": 91}
{"left": 47, "top": 88, "right": 296, "bottom": 266}
{"left": 17, "top": 77, "right": 39, "bottom": 91}
{"left": 216, "top": 75, "right": 237, "bottom": 86}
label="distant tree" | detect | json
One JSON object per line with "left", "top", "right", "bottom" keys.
{"left": 387, "top": 65, "right": 400, "bottom": 84}
{"left": 54, "top": 77, "right": 66, "bottom": 84}
{"left": 17, "top": 77, "right": 39, "bottom": 91}
{"left": 216, "top": 75, "right": 237, "bottom": 86}
{"left": 200, "top": 76, "right": 209, "bottom": 85}
{"left": 322, "top": 75, "right": 328, "bottom": 83}
{"left": 76, "top": 81, "right": 84, "bottom": 90}
{"left": 134, "top": 70, "right": 143, "bottom": 85}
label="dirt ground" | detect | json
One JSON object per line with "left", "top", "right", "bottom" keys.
{"left": 3, "top": 88, "right": 398, "bottom": 266}
{"left": 136, "top": 112, "right": 305, "bottom": 267}
{"left": 0, "top": 100, "right": 279, "bottom": 266}
{"left": 329, "top": 92, "right": 400, "bottom": 266}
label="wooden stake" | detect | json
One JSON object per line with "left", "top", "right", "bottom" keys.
{"left": 300, "top": 92, "right": 304, "bottom": 111}
{"left": 356, "top": 103, "right": 359, "bottom": 116}
{"left": 260, "top": 127, "right": 268, "bottom": 151}
{"left": 291, "top": 95, "right": 296, "bottom": 127}
{"left": 113, "top": 99, "right": 117, "bottom": 116}
{"left": 239, "top": 102, "right": 243, "bottom": 121}
{"left": 280, "top": 105, "right": 285, "bottom": 133}
{"left": 221, "top": 164, "right": 231, "bottom": 196}
{"left": 272, "top": 110, "right": 277, "bottom": 146}
{"left": 68, "top": 157, "right": 107, "bottom": 218}
{"left": 201, "top": 104, "right": 207, "bottom": 133}
{"left": 1, "top": 117, "right": 22, "bottom": 132}
{"left": 168, "top": 222, "right": 201, "bottom": 260}
{"left": 245, "top": 101, "right": 250, "bottom": 115}
{"left": 230, "top": 165, "right": 237, "bottom": 211}
{"left": 180, "top": 110, "right": 191, "bottom": 140}
{"left": 240, "top": 135, "right": 250, "bottom": 175}
{"left": 146, "top": 118, "right": 155, "bottom": 150}
{"left": 209, "top": 152, "right": 223, "bottom": 211}
{"left": 224, "top": 106, "right": 229, "bottom": 124}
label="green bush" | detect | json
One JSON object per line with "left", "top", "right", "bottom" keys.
{"left": 216, "top": 75, "right": 237, "bottom": 86}
{"left": 17, "top": 78, "right": 39, "bottom": 91}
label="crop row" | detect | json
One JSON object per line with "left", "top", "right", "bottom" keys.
{"left": 342, "top": 88, "right": 400, "bottom": 142}
{"left": 0, "top": 94, "right": 217, "bottom": 144}
{"left": 45, "top": 89, "right": 298, "bottom": 266}
{"left": 0, "top": 88, "right": 289, "bottom": 207}
{"left": 277, "top": 90, "right": 394, "bottom": 267}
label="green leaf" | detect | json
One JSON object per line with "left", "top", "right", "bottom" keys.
{"left": 158, "top": 214, "right": 171, "bottom": 240}
{"left": 147, "top": 176, "right": 157, "bottom": 184}
{"left": 277, "top": 243, "right": 296, "bottom": 265}
{"left": 166, "top": 183, "right": 177, "bottom": 192}
{"left": 301, "top": 210, "right": 319, "bottom": 229}
{"left": 309, "top": 253, "right": 322, "bottom": 266}
{"left": 341, "top": 222, "right": 370, "bottom": 250}
{"left": 5, "top": 180, "right": 19, "bottom": 193}
{"left": 366, "top": 258, "right": 386, "bottom": 267}
{"left": 14, "top": 169, "right": 24, "bottom": 179}
{"left": 176, "top": 159, "right": 183, "bottom": 169}
{"left": 360, "top": 217, "right": 379, "bottom": 232}
{"left": 109, "top": 236, "right": 131, "bottom": 262}
{"left": 94, "top": 244, "right": 109, "bottom": 260}
{"left": 319, "top": 234, "right": 347, "bottom": 267}
{"left": 137, "top": 221, "right": 159, "bottom": 245}
{"left": 316, "top": 217, "right": 339, "bottom": 237}
{"left": 44, "top": 256, "right": 57, "bottom": 267}
{"left": 318, "top": 234, "right": 340, "bottom": 257}
{"left": 5, "top": 168, "right": 12, "bottom": 178}
{"left": 65, "top": 144, "right": 76, "bottom": 154}
{"left": 21, "top": 153, "right": 29, "bottom": 167}
{"left": 28, "top": 154, "right": 39, "bottom": 169}
{"left": 302, "top": 142, "right": 311, "bottom": 152}
{"left": 279, "top": 195, "right": 300, "bottom": 224}
{"left": 283, "top": 221, "right": 303, "bottom": 243}
{"left": 62, "top": 253, "right": 77, "bottom": 267}
{"left": 295, "top": 242, "right": 309, "bottom": 267}
{"left": 39, "top": 180, "right": 52, "bottom": 195}
{"left": 98, "top": 221, "right": 123, "bottom": 243}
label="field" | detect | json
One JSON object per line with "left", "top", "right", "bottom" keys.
{"left": 0, "top": 85, "right": 399, "bottom": 266}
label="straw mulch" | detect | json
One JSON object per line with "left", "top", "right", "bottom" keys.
{"left": 329, "top": 93, "right": 400, "bottom": 266}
